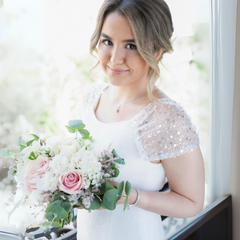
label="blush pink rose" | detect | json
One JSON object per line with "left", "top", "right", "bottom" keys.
{"left": 25, "top": 156, "right": 50, "bottom": 193}
{"left": 58, "top": 171, "right": 84, "bottom": 194}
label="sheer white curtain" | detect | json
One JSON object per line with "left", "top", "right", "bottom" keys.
{"left": 209, "top": 0, "right": 238, "bottom": 204}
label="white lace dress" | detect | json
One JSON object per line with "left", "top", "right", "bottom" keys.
{"left": 76, "top": 83, "right": 200, "bottom": 240}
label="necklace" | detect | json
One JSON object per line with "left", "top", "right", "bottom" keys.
{"left": 114, "top": 89, "right": 147, "bottom": 113}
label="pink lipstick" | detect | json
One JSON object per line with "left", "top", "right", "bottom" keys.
{"left": 107, "top": 66, "right": 129, "bottom": 75}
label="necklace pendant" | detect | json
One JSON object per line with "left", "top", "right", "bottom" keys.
{"left": 116, "top": 105, "right": 120, "bottom": 113}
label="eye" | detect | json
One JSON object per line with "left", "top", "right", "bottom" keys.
{"left": 102, "top": 39, "right": 113, "bottom": 46}
{"left": 126, "top": 44, "right": 137, "bottom": 50}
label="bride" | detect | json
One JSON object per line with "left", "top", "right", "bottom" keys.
{"left": 76, "top": 0, "right": 205, "bottom": 239}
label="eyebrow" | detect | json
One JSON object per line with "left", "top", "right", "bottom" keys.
{"left": 100, "top": 33, "right": 135, "bottom": 43}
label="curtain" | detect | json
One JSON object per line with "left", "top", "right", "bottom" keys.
{"left": 209, "top": 0, "right": 238, "bottom": 204}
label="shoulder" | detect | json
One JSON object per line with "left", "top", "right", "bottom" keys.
{"left": 84, "top": 82, "right": 109, "bottom": 107}
{"left": 75, "top": 82, "right": 108, "bottom": 118}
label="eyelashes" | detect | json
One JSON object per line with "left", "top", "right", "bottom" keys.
{"left": 101, "top": 39, "right": 137, "bottom": 50}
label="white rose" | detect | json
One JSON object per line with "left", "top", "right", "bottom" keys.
{"left": 59, "top": 137, "right": 80, "bottom": 159}
{"left": 45, "top": 136, "right": 63, "bottom": 156}
{"left": 20, "top": 140, "right": 42, "bottom": 158}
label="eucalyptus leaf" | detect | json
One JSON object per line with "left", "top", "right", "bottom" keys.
{"left": 112, "top": 168, "right": 120, "bottom": 178}
{"left": 125, "top": 181, "right": 132, "bottom": 197}
{"left": 42, "top": 221, "right": 51, "bottom": 227}
{"left": 123, "top": 197, "right": 129, "bottom": 211}
{"left": 112, "top": 149, "right": 125, "bottom": 164}
{"left": 53, "top": 206, "right": 67, "bottom": 219}
{"left": 45, "top": 212, "right": 55, "bottom": 221}
{"left": 46, "top": 200, "right": 62, "bottom": 213}
{"left": 65, "top": 125, "right": 76, "bottom": 133}
{"left": 102, "top": 188, "right": 118, "bottom": 210}
{"left": 77, "top": 123, "right": 85, "bottom": 130}
{"left": 105, "top": 181, "right": 115, "bottom": 192}
{"left": 51, "top": 221, "right": 60, "bottom": 228}
{"left": 0, "top": 148, "right": 10, "bottom": 157}
{"left": 88, "top": 196, "right": 102, "bottom": 210}
{"left": 68, "top": 120, "right": 83, "bottom": 128}
{"left": 78, "top": 129, "right": 90, "bottom": 139}
{"left": 94, "top": 183, "right": 106, "bottom": 195}
{"left": 116, "top": 181, "right": 124, "bottom": 202}
{"left": 113, "top": 157, "right": 125, "bottom": 165}
{"left": 61, "top": 202, "right": 71, "bottom": 213}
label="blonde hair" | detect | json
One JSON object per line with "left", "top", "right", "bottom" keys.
{"left": 90, "top": 0, "right": 174, "bottom": 103}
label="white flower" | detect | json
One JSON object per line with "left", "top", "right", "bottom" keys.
{"left": 71, "top": 149, "right": 99, "bottom": 173}
{"left": 45, "top": 136, "right": 63, "bottom": 156}
{"left": 68, "top": 193, "right": 82, "bottom": 205}
{"left": 36, "top": 170, "right": 58, "bottom": 192}
{"left": 82, "top": 196, "right": 91, "bottom": 208}
{"left": 59, "top": 137, "right": 81, "bottom": 159}
{"left": 50, "top": 155, "right": 69, "bottom": 174}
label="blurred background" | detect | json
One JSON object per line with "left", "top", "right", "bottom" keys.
{"left": 0, "top": 0, "right": 210, "bottom": 237}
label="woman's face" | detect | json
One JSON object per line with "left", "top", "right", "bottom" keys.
{"left": 97, "top": 11, "right": 149, "bottom": 87}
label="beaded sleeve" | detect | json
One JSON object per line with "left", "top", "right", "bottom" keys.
{"left": 132, "top": 98, "right": 200, "bottom": 161}
{"left": 74, "top": 82, "right": 108, "bottom": 118}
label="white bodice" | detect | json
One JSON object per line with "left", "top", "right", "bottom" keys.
{"left": 76, "top": 83, "right": 200, "bottom": 240}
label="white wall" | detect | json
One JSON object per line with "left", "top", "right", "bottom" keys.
{"left": 230, "top": 1, "right": 240, "bottom": 239}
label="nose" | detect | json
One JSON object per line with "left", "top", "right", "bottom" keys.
{"left": 110, "top": 46, "right": 125, "bottom": 65}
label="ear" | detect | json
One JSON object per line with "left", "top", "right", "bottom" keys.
{"left": 155, "top": 49, "right": 164, "bottom": 61}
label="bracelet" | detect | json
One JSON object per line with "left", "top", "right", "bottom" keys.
{"left": 127, "top": 189, "right": 140, "bottom": 209}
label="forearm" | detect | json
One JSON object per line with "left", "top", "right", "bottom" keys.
{"left": 129, "top": 189, "right": 203, "bottom": 218}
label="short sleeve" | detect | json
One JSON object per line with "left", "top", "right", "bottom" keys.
{"left": 74, "top": 82, "right": 108, "bottom": 119}
{"left": 132, "top": 98, "right": 200, "bottom": 161}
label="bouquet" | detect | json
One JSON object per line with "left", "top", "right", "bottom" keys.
{"left": 1, "top": 120, "right": 132, "bottom": 233}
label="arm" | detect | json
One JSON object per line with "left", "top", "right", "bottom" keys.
{"left": 112, "top": 146, "right": 205, "bottom": 218}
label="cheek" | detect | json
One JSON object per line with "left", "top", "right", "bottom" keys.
{"left": 98, "top": 45, "right": 110, "bottom": 64}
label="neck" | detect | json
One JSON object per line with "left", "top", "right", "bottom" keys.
{"left": 113, "top": 81, "right": 149, "bottom": 103}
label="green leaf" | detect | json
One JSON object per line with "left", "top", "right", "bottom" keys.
{"left": 123, "top": 197, "right": 129, "bottom": 211}
{"left": 125, "top": 181, "right": 132, "bottom": 197}
{"left": 51, "top": 221, "right": 60, "bottom": 227}
{"left": 112, "top": 168, "right": 120, "bottom": 178}
{"left": 46, "top": 200, "right": 62, "bottom": 213}
{"left": 101, "top": 188, "right": 118, "bottom": 210}
{"left": 30, "top": 134, "right": 39, "bottom": 140}
{"left": 88, "top": 196, "right": 102, "bottom": 210}
{"left": 94, "top": 183, "right": 106, "bottom": 195}
{"left": 28, "top": 151, "right": 37, "bottom": 160}
{"left": 68, "top": 120, "right": 83, "bottom": 128}
{"left": 19, "top": 136, "right": 26, "bottom": 146}
{"left": 78, "top": 129, "right": 90, "bottom": 139}
{"left": 105, "top": 181, "right": 115, "bottom": 192}
{"left": 0, "top": 148, "right": 10, "bottom": 157}
{"left": 65, "top": 125, "right": 76, "bottom": 133}
{"left": 116, "top": 181, "right": 124, "bottom": 201}
{"left": 45, "top": 212, "right": 55, "bottom": 221}
{"left": 20, "top": 145, "right": 27, "bottom": 152}
{"left": 77, "top": 123, "right": 85, "bottom": 130}
{"left": 52, "top": 206, "right": 67, "bottom": 219}
{"left": 26, "top": 139, "right": 35, "bottom": 147}
{"left": 42, "top": 221, "right": 51, "bottom": 227}
{"left": 113, "top": 157, "right": 125, "bottom": 165}
{"left": 112, "top": 149, "right": 125, "bottom": 164}
{"left": 61, "top": 202, "right": 71, "bottom": 213}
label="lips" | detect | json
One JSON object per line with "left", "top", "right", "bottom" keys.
{"left": 107, "top": 66, "right": 129, "bottom": 74}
